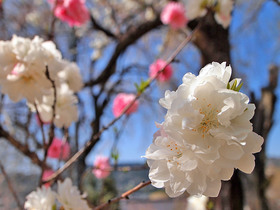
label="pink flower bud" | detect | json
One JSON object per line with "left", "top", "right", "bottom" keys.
{"left": 112, "top": 93, "right": 139, "bottom": 117}
{"left": 49, "top": 0, "right": 90, "bottom": 27}
{"left": 149, "top": 59, "right": 173, "bottom": 82}
{"left": 47, "top": 137, "right": 70, "bottom": 160}
{"left": 160, "top": 2, "right": 188, "bottom": 29}
{"left": 92, "top": 156, "right": 111, "bottom": 179}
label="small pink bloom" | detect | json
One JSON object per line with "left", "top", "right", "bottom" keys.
{"left": 47, "top": 137, "right": 70, "bottom": 160}
{"left": 49, "top": 0, "right": 90, "bottom": 27}
{"left": 92, "top": 156, "right": 111, "bottom": 179}
{"left": 42, "top": 169, "right": 54, "bottom": 188}
{"left": 112, "top": 93, "right": 139, "bottom": 117}
{"left": 160, "top": 2, "right": 188, "bottom": 29}
{"left": 149, "top": 59, "right": 173, "bottom": 82}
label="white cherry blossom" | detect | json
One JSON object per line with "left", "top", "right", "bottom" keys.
{"left": 182, "top": 0, "right": 234, "bottom": 28}
{"left": 57, "top": 178, "right": 91, "bottom": 210}
{"left": 145, "top": 62, "right": 263, "bottom": 197}
{"left": 57, "top": 61, "right": 83, "bottom": 92}
{"left": 24, "top": 186, "right": 56, "bottom": 210}
{"left": 0, "top": 35, "right": 64, "bottom": 103}
{"left": 214, "top": 0, "right": 234, "bottom": 28}
{"left": 31, "top": 83, "right": 78, "bottom": 128}
{"left": 183, "top": 0, "right": 207, "bottom": 20}
{"left": 186, "top": 195, "right": 208, "bottom": 210}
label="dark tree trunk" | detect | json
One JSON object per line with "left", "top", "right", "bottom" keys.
{"left": 251, "top": 65, "right": 278, "bottom": 210}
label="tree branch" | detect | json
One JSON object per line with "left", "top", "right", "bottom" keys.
{"left": 0, "top": 126, "right": 47, "bottom": 168}
{"left": 0, "top": 160, "right": 23, "bottom": 210}
{"left": 90, "top": 15, "right": 117, "bottom": 39}
{"left": 84, "top": 16, "right": 162, "bottom": 87}
{"left": 94, "top": 180, "right": 151, "bottom": 210}
{"left": 272, "top": 0, "right": 280, "bottom": 6}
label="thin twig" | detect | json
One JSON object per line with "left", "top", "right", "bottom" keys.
{"left": 45, "top": 65, "right": 57, "bottom": 142}
{"left": 34, "top": 104, "right": 46, "bottom": 146}
{"left": 44, "top": 23, "right": 200, "bottom": 183}
{"left": 90, "top": 15, "right": 117, "bottom": 39}
{"left": 48, "top": 0, "right": 58, "bottom": 40}
{"left": 40, "top": 66, "right": 57, "bottom": 185}
{"left": 0, "top": 160, "right": 23, "bottom": 210}
{"left": 94, "top": 180, "right": 152, "bottom": 210}
{"left": 0, "top": 126, "right": 47, "bottom": 168}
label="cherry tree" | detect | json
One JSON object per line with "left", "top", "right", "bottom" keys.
{"left": 0, "top": 0, "right": 278, "bottom": 209}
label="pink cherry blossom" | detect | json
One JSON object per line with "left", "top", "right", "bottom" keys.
{"left": 49, "top": 0, "right": 90, "bottom": 27}
{"left": 92, "top": 156, "right": 111, "bottom": 179}
{"left": 112, "top": 93, "right": 139, "bottom": 117}
{"left": 42, "top": 169, "right": 54, "bottom": 188}
{"left": 160, "top": 2, "right": 188, "bottom": 29}
{"left": 149, "top": 59, "right": 173, "bottom": 82}
{"left": 47, "top": 137, "right": 70, "bottom": 160}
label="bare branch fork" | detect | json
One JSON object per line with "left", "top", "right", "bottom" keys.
{"left": 45, "top": 23, "right": 201, "bottom": 183}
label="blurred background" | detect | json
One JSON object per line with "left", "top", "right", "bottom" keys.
{"left": 0, "top": 0, "right": 279, "bottom": 209}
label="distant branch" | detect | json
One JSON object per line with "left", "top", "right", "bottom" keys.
{"left": 0, "top": 160, "right": 22, "bottom": 210}
{"left": 0, "top": 126, "right": 47, "bottom": 168}
{"left": 84, "top": 16, "right": 162, "bottom": 87}
{"left": 94, "top": 180, "right": 152, "bottom": 210}
{"left": 272, "top": 0, "right": 280, "bottom": 6}
{"left": 90, "top": 15, "right": 117, "bottom": 39}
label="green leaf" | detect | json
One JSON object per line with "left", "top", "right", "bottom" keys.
{"left": 134, "top": 83, "right": 140, "bottom": 93}
{"left": 231, "top": 79, "right": 237, "bottom": 90}
{"left": 227, "top": 80, "right": 243, "bottom": 92}
{"left": 235, "top": 82, "right": 243, "bottom": 92}
{"left": 111, "top": 149, "right": 119, "bottom": 162}
{"left": 135, "top": 79, "right": 150, "bottom": 94}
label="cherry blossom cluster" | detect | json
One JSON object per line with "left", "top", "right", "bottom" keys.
{"left": 24, "top": 178, "right": 91, "bottom": 210}
{"left": 111, "top": 59, "right": 175, "bottom": 117}
{"left": 161, "top": 0, "right": 234, "bottom": 29}
{"left": 0, "top": 35, "right": 83, "bottom": 128}
{"left": 144, "top": 62, "right": 263, "bottom": 197}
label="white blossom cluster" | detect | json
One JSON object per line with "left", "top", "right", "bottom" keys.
{"left": 24, "top": 178, "right": 91, "bottom": 210}
{"left": 144, "top": 62, "right": 263, "bottom": 197}
{"left": 182, "top": 0, "right": 234, "bottom": 28}
{"left": 0, "top": 35, "right": 83, "bottom": 128}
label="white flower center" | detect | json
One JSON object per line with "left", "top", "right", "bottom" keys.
{"left": 165, "top": 141, "right": 183, "bottom": 165}
{"left": 195, "top": 103, "right": 219, "bottom": 138}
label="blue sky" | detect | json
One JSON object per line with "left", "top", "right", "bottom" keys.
{"left": 231, "top": 0, "right": 280, "bottom": 158}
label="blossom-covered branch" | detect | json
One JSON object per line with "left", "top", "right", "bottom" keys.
{"left": 44, "top": 23, "right": 201, "bottom": 183}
